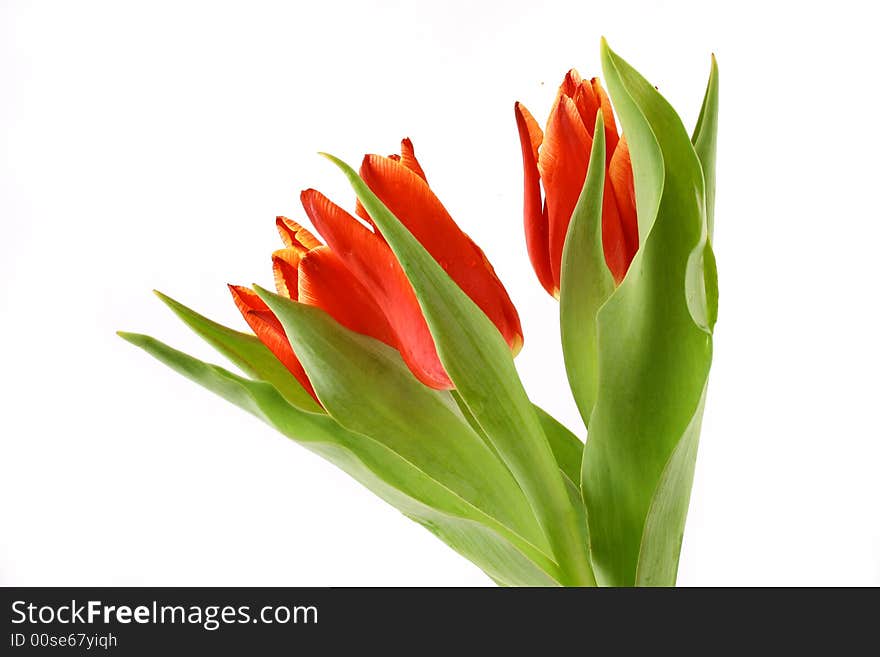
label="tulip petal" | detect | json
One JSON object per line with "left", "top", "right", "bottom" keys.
{"left": 276, "top": 216, "right": 322, "bottom": 251}
{"left": 228, "top": 284, "right": 318, "bottom": 402}
{"left": 571, "top": 80, "right": 601, "bottom": 135}
{"left": 359, "top": 152, "right": 523, "bottom": 352}
{"left": 515, "top": 101, "right": 555, "bottom": 296}
{"left": 300, "top": 188, "right": 453, "bottom": 389}
{"left": 609, "top": 137, "right": 639, "bottom": 267}
{"left": 272, "top": 248, "right": 303, "bottom": 299}
{"left": 600, "top": 175, "right": 630, "bottom": 285}
{"left": 539, "top": 95, "right": 593, "bottom": 290}
{"left": 399, "top": 137, "right": 427, "bottom": 182}
{"left": 356, "top": 138, "right": 429, "bottom": 226}
{"left": 297, "top": 245, "right": 397, "bottom": 346}
{"left": 559, "top": 68, "right": 582, "bottom": 97}
{"left": 591, "top": 78, "right": 620, "bottom": 161}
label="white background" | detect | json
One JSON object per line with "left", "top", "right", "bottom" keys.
{"left": 2, "top": 0, "right": 878, "bottom": 586}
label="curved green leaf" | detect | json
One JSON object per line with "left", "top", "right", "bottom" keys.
{"left": 533, "top": 405, "right": 584, "bottom": 487}
{"left": 560, "top": 111, "right": 615, "bottom": 429}
{"left": 692, "top": 55, "right": 719, "bottom": 240}
{"left": 454, "top": 393, "right": 584, "bottom": 488}
{"left": 692, "top": 55, "right": 720, "bottom": 330}
{"left": 153, "top": 290, "right": 323, "bottom": 412}
{"left": 254, "top": 289, "right": 551, "bottom": 556}
{"left": 119, "top": 331, "right": 562, "bottom": 586}
{"left": 635, "top": 383, "right": 708, "bottom": 585}
{"left": 323, "top": 155, "right": 595, "bottom": 586}
{"left": 581, "top": 40, "right": 715, "bottom": 586}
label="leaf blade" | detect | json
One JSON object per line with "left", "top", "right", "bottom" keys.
{"left": 580, "top": 41, "right": 715, "bottom": 586}
{"left": 154, "top": 290, "right": 322, "bottom": 412}
{"left": 635, "top": 384, "right": 708, "bottom": 586}
{"left": 254, "top": 290, "right": 551, "bottom": 556}
{"left": 323, "top": 155, "right": 595, "bottom": 586}
{"left": 559, "top": 111, "right": 615, "bottom": 429}
{"left": 692, "top": 55, "right": 719, "bottom": 240}
{"left": 533, "top": 405, "right": 584, "bottom": 487}
{"left": 120, "top": 331, "right": 563, "bottom": 586}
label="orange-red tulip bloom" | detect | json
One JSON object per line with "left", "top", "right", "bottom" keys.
{"left": 231, "top": 139, "right": 523, "bottom": 403}
{"left": 515, "top": 70, "right": 639, "bottom": 297}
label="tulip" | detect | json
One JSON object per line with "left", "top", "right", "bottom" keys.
{"left": 355, "top": 139, "right": 523, "bottom": 356}
{"left": 230, "top": 139, "right": 523, "bottom": 401}
{"left": 515, "top": 69, "right": 639, "bottom": 297}
{"left": 229, "top": 218, "right": 397, "bottom": 402}
{"left": 126, "top": 42, "right": 719, "bottom": 588}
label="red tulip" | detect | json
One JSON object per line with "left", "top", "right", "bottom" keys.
{"left": 230, "top": 139, "right": 523, "bottom": 402}
{"left": 515, "top": 70, "right": 639, "bottom": 297}
{"left": 229, "top": 217, "right": 396, "bottom": 401}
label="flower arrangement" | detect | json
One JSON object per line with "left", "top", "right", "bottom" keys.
{"left": 120, "top": 39, "right": 719, "bottom": 586}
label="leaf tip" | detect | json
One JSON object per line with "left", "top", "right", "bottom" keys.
{"left": 153, "top": 289, "right": 175, "bottom": 308}
{"left": 251, "top": 283, "right": 273, "bottom": 299}
{"left": 117, "top": 330, "right": 143, "bottom": 346}
{"left": 600, "top": 36, "right": 619, "bottom": 62}
{"left": 593, "top": 108, "right": 605, "bottom": 135}
{"left": 153, "top": 290, "right": 196, "bottom": 325}
{"left": 708, "top": 53, "right": 719, "bottom": 82}
{"left": 599, "top": 36, "right": 617, "bottom": 73}
{"left": 318, "top": 152, "right": 357, "bottom": 178}
{"left": 252, "top": 284, "right": 290, "bottom": 315}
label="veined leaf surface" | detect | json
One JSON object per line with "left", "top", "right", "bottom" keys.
{"left": 581, "top": 41, "right": 717, "bottom": 586}
{"left": 120, "top": 331, "right": 562, "bottom": 586}
{"left": 325, "top": 155, "right": 595, "bottom": 586}
{"left": 255, "top": 290, "right": 551, "bottom": 555}
{"left": 559, "top": 111, "right": 615, "bottom": 429}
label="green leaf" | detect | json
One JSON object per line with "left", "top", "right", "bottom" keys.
{"left": 635, "top": 383, "right": 708, "bottom": 585}
{"left": 454, "top": 393, "right": 584, "bottom": 488}
{"left": 691, "top": 55, "right": 720, "bottom": 330}
{"left": 153, "top": 290, "right": 323, "bottom": 413}
{"left": 692, "top": 54, "right": 719, "bottom": 240}
{"left": 533, "top": 405, "right": 584, "bottom": 487}
{"left": 322, "top": 154, "right": 595, "bottom": 586}
{"left": 559, "top": 111, "right": 615, "bottom": 429}
{"left": 253, "top": 289, "right": 551, "bottom": 556}
{"left": 580, "top": 40, "right": 715, "bottom": 586}
{"left": 450, "top": 389, "right": 502, "bottom": 462}
{"left": 119, "top": 331, "right": 562, "bottom": 586}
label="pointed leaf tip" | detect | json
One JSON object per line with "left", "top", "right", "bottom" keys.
{"left": 153, "top": 289, "right": 184, "bottom": 308}
{"left": 559, "top": 103, "right": 613, "bottom": 431}
{"left": 318, "top": 151, "right": 349, "bottom": 170}
{"left": 117, "top": 330, "right": 145, "bottom": 345}
{"left": 583, "top": 42, "right": 715, "bottom": 586}
{"left": 252, "top": 283, "right": 273, "bottom": 299}
{"left": 153, "top": 289, "right": 182, "bottom": 311}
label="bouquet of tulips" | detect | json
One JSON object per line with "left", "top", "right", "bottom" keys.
{"left": 121, "top": 40, "right": 719, "bottom": 587}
